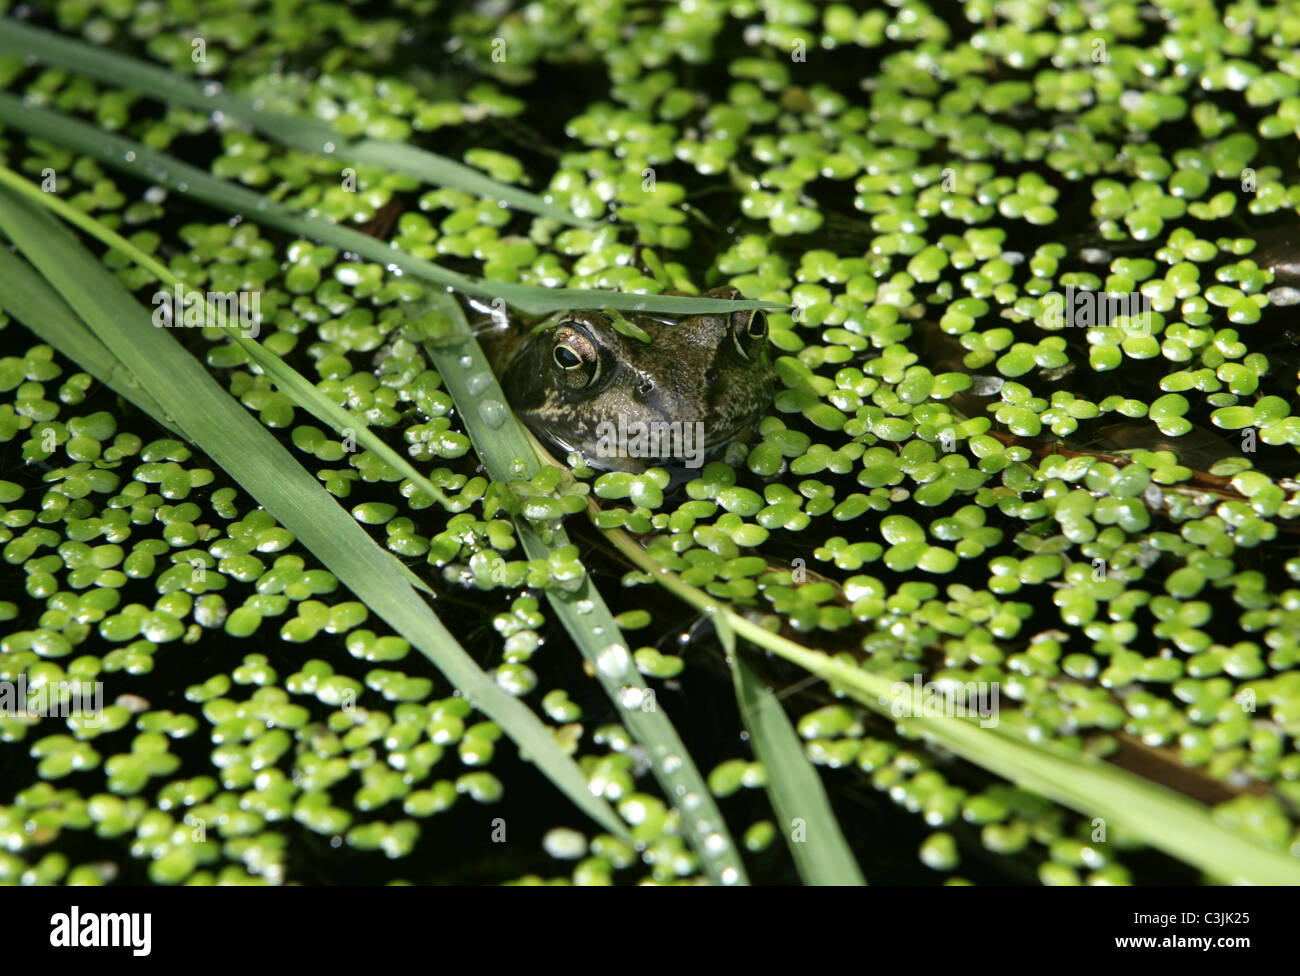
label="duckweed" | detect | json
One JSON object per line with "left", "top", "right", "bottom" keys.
{"left": 6, "top": 0, "right": 1300, "bottom": 888}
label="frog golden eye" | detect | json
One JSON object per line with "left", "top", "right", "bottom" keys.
{"left": 730, "top": 308, "right": 768, "bottom": 361}
{"left": 552, "top": 325, "right": 601, "bottom": 389}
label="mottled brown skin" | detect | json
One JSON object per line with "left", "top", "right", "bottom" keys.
{"left": 1249, "top": 223, "right": 1300, "bottom": 286}
{"left": 482, "top": 286, "right": 775, "bottom": 471}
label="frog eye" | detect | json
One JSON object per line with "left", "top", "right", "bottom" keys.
{"left": 729, "top": 308, "right": 768, "bottom": 361}
{"left": 552, "top": 325, "right": 601, "bottom": 389}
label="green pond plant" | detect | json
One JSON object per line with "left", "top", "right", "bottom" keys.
{"left": 1, "top": 0, "right": 1300, "bottom": 886}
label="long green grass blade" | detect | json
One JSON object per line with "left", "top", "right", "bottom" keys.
{"left": 0, "top": 17, "right": 591, "bottom": 227}
{"left": 0, "top": 185, "right": 628, "bottom": 841}
{"left": 0, "top": 247, "right": 182, "bottom": 438}
{"left": 0, "top": 159, "right": 446, "bottom": 588}
{"left": 411, "top": 294, "right": 749, "bottom": 885}
{"left": 729, "top": 647, "right": 866, "bottom": 885}
{"left": 0, "top": 94, "right": 781, "bottom": 318}
{"left": 598, "top": 517, "right": 1300, "bottom": 885}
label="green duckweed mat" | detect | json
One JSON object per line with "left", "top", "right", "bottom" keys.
{"left": 2, "top": 0, "right": 1300, "bottom": 885}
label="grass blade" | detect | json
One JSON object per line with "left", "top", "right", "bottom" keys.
{"left": 0, "top": 247, "right": 181, "bottom": 438}
{"left": 0, "top": 185, "right": 628, "bottom": 841}
{"left": 729, "top": 648, "right": 866, "bottom": 885}
{"left": 0, "top": 159, "right": 446, "bottom": 589}
{"left": 0, "top": 94, "right": 782, "bottom": 318}
{"left": 0, "top": 17, "right": 591, "bottom": 227}
{"left": 597, "top": 516, "right": 1300, "bottom": 885}
{"left": 411, "top": 294, "right": 749, "bottom": 885}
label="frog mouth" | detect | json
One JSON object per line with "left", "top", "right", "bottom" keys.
{"left": 523, "top": 398, "right": 768, "bottom": 470}
{"left": 617, "top": 416, "right": 758, "bottom": 465}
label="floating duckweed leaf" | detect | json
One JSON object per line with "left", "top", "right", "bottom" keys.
{"left": 603, "top": 310, "right": 653, "bottom": 343}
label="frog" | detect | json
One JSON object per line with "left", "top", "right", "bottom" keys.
{"left": 476, "top": 286, "right": 775, "bottom": 472}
